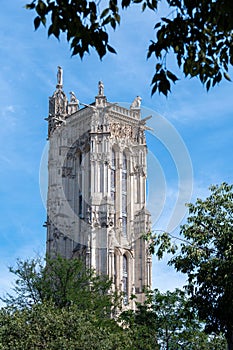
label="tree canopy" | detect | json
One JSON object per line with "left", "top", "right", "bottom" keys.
{"left": 25, "top": 0, "right": 233, "bottom": 96}
{"left": 0, "top": 254, "right": 228, "bottom": 349}
{"left": 147, "top": 182, "right": 233, "bottom": 350}
{"left": 1, "top": 255, "right": 119, "bottom": 315}
{"left": 0, "top": 256, "right": 151, "bottom": 349}
{"left": 0, "top": 302, "right": 133, "bottom": 350}
{"left": 121, "top": 288, "right": 226, "bottom": 350}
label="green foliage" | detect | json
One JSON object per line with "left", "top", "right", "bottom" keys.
{"left": 25, "top": 0, "right": 121, "bottom": 59}
{"left": 120, "top": 300, "right": 159, "bottom": 349}
{"left": 121, "top": 288, "right": 226, "bottom": 350}
{"left": 143, "top": 230, "right": 178, "bottom": 258}
{"left": 1, "top": 255, "right": 120, "bottom": 316}
{"left": 25, "top": 0, "right": 233, "bottom": 96}
{"left": 0, "top": 255, "right": 228, "bottom": 349}
{"left": 148, "top": 1, "right": 233, "bottom": 95}
{"left": 150, "top": 288, "right": 226, "bottom": 350}
{"left": 0, "top": 303, "right": 131, "bottom": 349}
{"left": 169, "top": 183, "right": 233, "bottom": 349}
{"left": 146, "top": 182, "right": 233, "bottom": 349}
{"left": 0, "top": 256, "right": 131, "bottom": 349}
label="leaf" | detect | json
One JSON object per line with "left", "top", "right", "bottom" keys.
{"left": 110, "top": 18, "right": 117, "bottom": 30}
{"left": 107, "top": 44, "right": 117, "bottom": 54}
{"left": 154, "top": 22, "right": 161, "bottom": 29}
{"left": 161, "top": 17, "right": 172, "bottom": 24}
{"left": 151, "top": 72, "right": 161, "bottom": 84}
{"left": 25, "top": 3, "right": 36, "bottom": 10}
{"left": 34, "top": 16, "right": 41, "bottom": 30}
{"left": 121, "top": 0, "right": 131, "bottom": 8}
{"left": 142, "top": 2, "right": 147, "bottom": 11}
{"left": 151, "top": 83, "right": 158, "bottom": 96}
{"left": 167, "top": 70, "right": 179, "bottom": 83}
{"left": 158, "top": 77, "right": 170, "bottom": 96}
{"left": 114, "top": 13, "right": 121, "bottom": 24}
{"left": 224, "top": 72, "right": 231, "bottom": 81}
{"left": 102, "top": 15, "right": 111, "bottom": 26}
{"left": 36, "top": 0, "right": 47, "bottom": 17}
{"left": 100, "top": 8, "right": 109, "bottom": 19}
{"left": 48, "top": 24, "right": 54, "bottom": 37}
{"left": 206, "top": 79, "right": 211, "bottom": 91}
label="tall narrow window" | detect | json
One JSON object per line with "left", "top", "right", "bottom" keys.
{"left": 122, "top": 153, "right": 127, "bottom": 237}
{"left": 114, "top": 253, "right": 117, "bottom": 288}
{"left": 78, "top": 150, "right": 83, "bottom": 218}
{"left": 111, "top": 149, "right": 116, "bottom": 226}
{"left": 79, "top": 190, "right": 83, "bottom": 217}
{"left": 111, "top": 150, "right": 116, "bottom": 201}
{"left": 123, "top": 254, "right": 128, "bottom": 305}
{"left": 79, "top": 152, "right": 82, "bottom": 165}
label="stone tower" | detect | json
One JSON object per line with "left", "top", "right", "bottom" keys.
{"left": 46, "top": 67, "right": 152, "bottom": 306}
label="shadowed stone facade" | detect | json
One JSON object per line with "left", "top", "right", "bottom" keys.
{"left": 46, "top": 67, "right": 152, "bottom": 307}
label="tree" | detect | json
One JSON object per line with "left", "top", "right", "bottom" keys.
{"left": 0, "top": 302, "right": 131, "bottom": 349}
{"left": 152, "top": 288, "right": 226, "bottom": 350}
{"left": 120, "top": 294, "right": 159, "bottom": 350}
{"left": 25, "top": 0, "right": 233, "bottom": 96}
{"left": 0, "top": 256, "right": 152, "bottom": 349}
{"left": 1, "top": 255, "right": 120, "bottom": 316}
{"left": 0, "top": 256, "right": 133, "bottom": 349}
{"left": 147, "top": 182, "right": 233, "bottom": 350}
{"left": 121, "top": 288, "right": 226, "bottom": 350}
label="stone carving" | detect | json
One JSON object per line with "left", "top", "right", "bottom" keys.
{"left": 130, "top": 96, "right": 142, "bottom": 109}
{"left": 98, "top": 81, "right": 104, "bottom": 96}
{"left": 69, "top": 91, "right": 78, "bottom": 103}
{"left": 90, "top": 206, "right": 115, "bottom": 228}
{"left": 68, "top": 91, "right": 79, "bottom": 114}
{"left": 125, "top": 125, "right": 132, "bottom": 137}
{"left": 46, "top": 112, "right": 66, "bottom": 137}
{"left": 56, "top": 90, "right": 66, "bottom": 114}
{"left": 110, "top": 123, "right": 133, "bottom": 139}
{"left": 138, "top": 127, "right": 145, "bottom": 144}
{"left": 133, "top": 164, "right": 145, "bottom": 176}
{"left": 57, "top": 66, "right": 63, "bottom": 87}
{"left": 110, "top": 122, "right": 146, "bottom": 144}
{"left": 85, "top": 205, "right": 92, "bottom": 224}
{"left": 61, "top": 166, "right": 73, "bottom": 178}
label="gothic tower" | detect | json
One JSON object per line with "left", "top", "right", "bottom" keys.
{"left": 46, "top": 67, "right": 152, "bottom": 306}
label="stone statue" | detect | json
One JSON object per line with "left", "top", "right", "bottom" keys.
{"left": 98, "top": 81, "right": 104, "bottom": 96}
{"left": 69, "top": 91, "right": 78, "bottom": 103}
{"left": 57, "top": 66, "right": 63, "bottom": 87}
{"left": 130, "top": 96, "right": 142, "bottom": 109}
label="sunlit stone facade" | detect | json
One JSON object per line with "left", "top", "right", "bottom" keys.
{"left": 46, "top": 68, "right": 152, "bottom": 306}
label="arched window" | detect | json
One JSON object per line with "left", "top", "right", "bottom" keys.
{"left": 122, "top": 153, "right": 127, "bottom": 237}
{"left": 123, "top": 254, "right": 128, "bottom": 305}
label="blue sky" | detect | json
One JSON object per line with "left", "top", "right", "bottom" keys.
{"left": 0, "top": 1, "right": 233, "bottom": 296}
